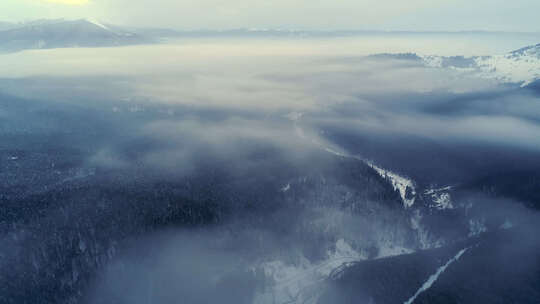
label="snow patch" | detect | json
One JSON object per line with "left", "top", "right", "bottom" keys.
{"left": 87, "top": 19, "right": 110, "bottom": 31}
{"left": 377, "top": 243, "right": 414, "bottom": 258}
{"left": 281, "top": 183, "right": 291, "bottom": 192}
{"left": 424, "top": 186, "right": 454, "bottom": 210}
{"left": 254, "top": 239, "right": 365, "bottom": 304}
{"left": 368, "top": 162, "right": 416, "bottom": 208}
{"left": 424, "top": 186, "right": 452, "bottom": 195}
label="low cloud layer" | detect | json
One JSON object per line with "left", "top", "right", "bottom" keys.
{"left": 2, "top": 39, "right": 538, "bottom": 157}
{"left": 1, "top": 37, "right": 539, "bottom": 304}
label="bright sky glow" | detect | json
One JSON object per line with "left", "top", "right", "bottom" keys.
{"left": 0, "top": 0, "right": 538, "bottom": 31}
{"left": 44, "top": 0, "right": 90, "bottom": 5}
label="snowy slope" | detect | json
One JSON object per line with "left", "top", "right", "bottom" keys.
{"left": 254, "top": 239, "right": 365, "bottom": 304}
{"left": 0, "top": 19, "right": 148, "bottom": 52}
{"left": 475, "top": 43, "right": 540, "bottom": 86}
{"left": 420, "top": 43, "right": 540, "bottom": 87}
{"left": 287, "top": 111, "right": 418, "bottom": 209}
{"left": 368, "top": 162, "right": 417, "bottom": 208}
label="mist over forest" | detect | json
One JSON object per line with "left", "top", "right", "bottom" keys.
{"left": 1, "top": 18, "right": 540, "bottom": 304}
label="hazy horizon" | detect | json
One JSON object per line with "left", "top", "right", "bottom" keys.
{"left": 1, "top": 0, "right": 540, "bottom": 32}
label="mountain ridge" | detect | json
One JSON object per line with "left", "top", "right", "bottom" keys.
{"left": 0, "top": 19, "right": 150, "bottom": 52}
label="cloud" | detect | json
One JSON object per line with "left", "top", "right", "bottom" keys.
{"left": 1, "top": 38, "right": 539, "bottom": 185}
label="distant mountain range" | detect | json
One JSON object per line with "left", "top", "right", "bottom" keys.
{"left": 2, "top": 19, "right": 540, "bottom": 53}
{"left": 0, "top": 19, "right": 151, "bottom": 52}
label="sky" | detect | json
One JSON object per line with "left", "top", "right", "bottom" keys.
{"left": 1, "top": 0, "right": 539, "bottom": 31}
